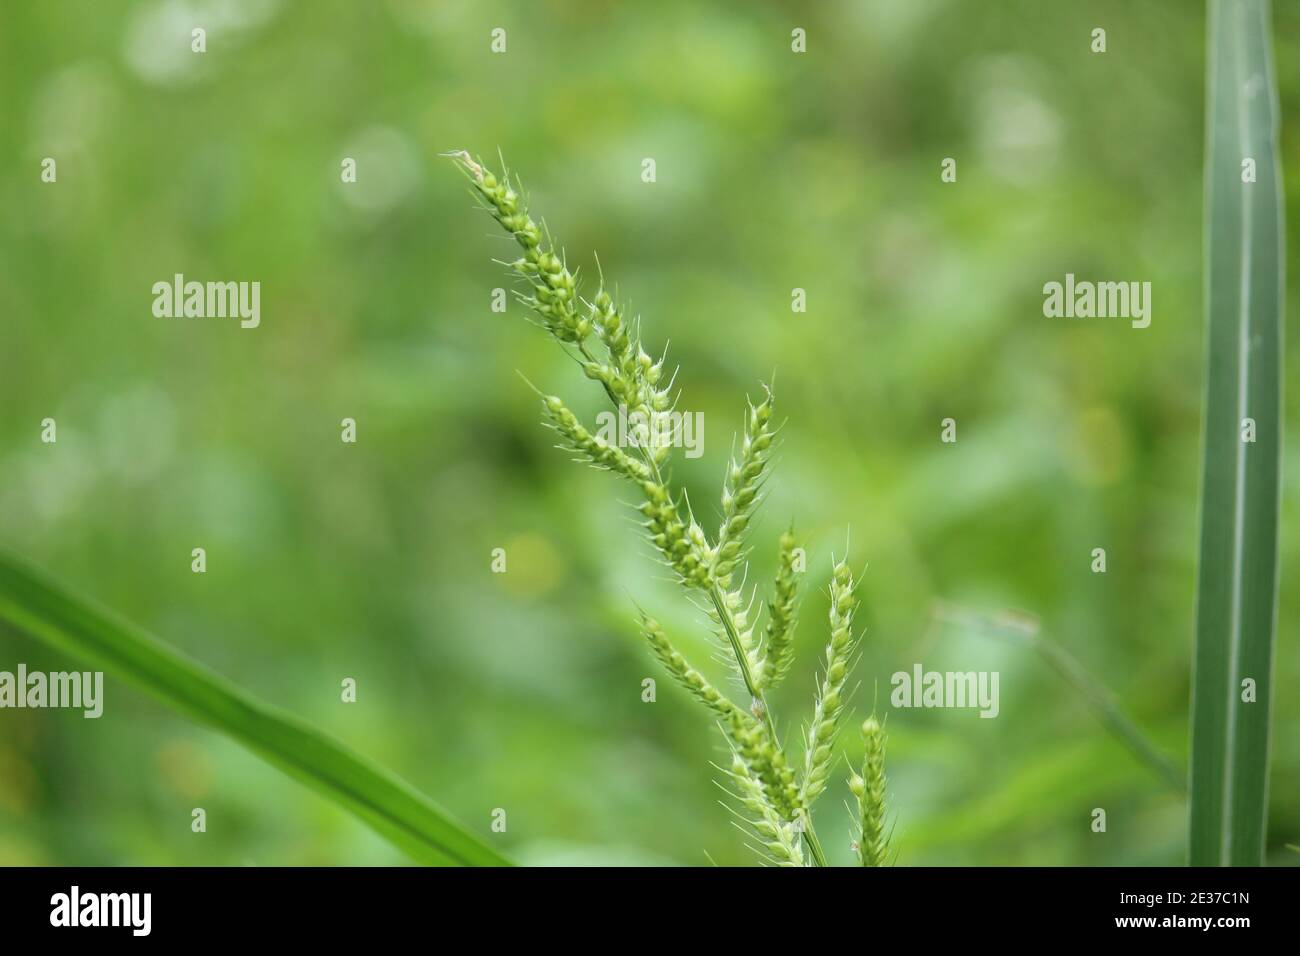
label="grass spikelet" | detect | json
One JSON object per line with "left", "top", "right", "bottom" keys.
{"left": 715, "top": 389, "right": 775, "bottom": 587}
{"left": 704, "top": 389, "right": 776, "bottom": 689}
{"left": 733, "top": 720, "right": 802, "bottom": 821}
{"left": 540, "top": 393, "right": 650, "bottom": 483}
{"left": 800, "top": 560, "right": 859, "bottom": 806}
{"left": 450, "top": 151, "right": 590, "bottom": 345}
{"left": 726, "top": 754, "right": 806, "bottom": 866}
{"left": 588, "top": 289, "right": 674, "bottom": 429}
{"left": 638, "top": 481, "right": 712, "bottom": 590}
{"left": 758, "top": 529, "right": 800, "bottom": 691}
{"left": 639, "top": 615, "right": 793, "bottom": 815}
{"left": 639, "top": 616, "right": 743, "bottom": 721}
{"left": 710, "top": 575, "right": 764, "bottom": 695}
{"left": 850, "top": 716, "right": 889, "bottom": 867}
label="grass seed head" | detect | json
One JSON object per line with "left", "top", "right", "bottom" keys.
{"left": 854, "top": 716, "right": 890, "bottom": 867}
{"left": 456, "top": 154, "right": 892, "bottom": 867}
{"left": 800, "top": 559, "right": 860, "bottom": 807}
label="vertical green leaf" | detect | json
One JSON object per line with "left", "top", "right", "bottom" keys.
{"left": 1190, "top": 0, "right": 1284, "bottom": 866}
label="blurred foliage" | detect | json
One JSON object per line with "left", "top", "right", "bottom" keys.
{"left": 0, "top": 0, "right": 1296, "bottom": 866}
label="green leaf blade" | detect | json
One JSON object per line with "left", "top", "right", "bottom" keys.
{"left": 0, "top": 549, "right": 511, "bottom": 867}
{"left": 1190, "top": 0, "right": 1285, "bottom": 866}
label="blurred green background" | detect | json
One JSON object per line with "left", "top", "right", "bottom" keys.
{"left": 1, "top": 0, "right": 1297, "bottom": 866}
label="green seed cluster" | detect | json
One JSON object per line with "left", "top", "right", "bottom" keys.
{"left": 731, "top": 717, "right": 802, "bottom": 821}
{"left": 850, "top": 716, "right": 889, "bottom": 867}
{"left": 468, "top": 165, "right": 591, "bottom": 345}
{"left": 643, "top": 617, "right": 799, "bottom": 819}
{"left": 758, "top": 530, "right": 800, "bottom": 691}
{"left": 640, "top": 616, "right": 742, "bottom": 721}
{"left": 714, "top": 392, "right": 774, "bottom": 587}
{"left": 589, "top": 290, "right": 672, "bottom": 425}
{"left": 800, "top": 561, "right": 859, "bottom": 806}
{"left": 729, "top": 754, "right": 805, "bottom": 867}
{"left": 712, "top": 586, "right": 761, "bottom": 689}
{"left": 638, "top": 481, "right": 712, "bottom": 590}
{"left": 541, "top": 394, "right": 649, "bottom": 483}
{"left": 707, "top": 393, "right": 776, "bottom": 689}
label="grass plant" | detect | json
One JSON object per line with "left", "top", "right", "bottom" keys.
{"left": 449, "top": 151, "right": 891, "bottom": 866}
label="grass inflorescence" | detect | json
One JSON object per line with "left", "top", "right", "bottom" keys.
{"left": 449, "top": 151, "right": 893, "bottom": 866}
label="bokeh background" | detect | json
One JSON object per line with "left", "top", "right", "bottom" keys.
{"left": 1, "top": 0, "right": 1297, "bottom": 866}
